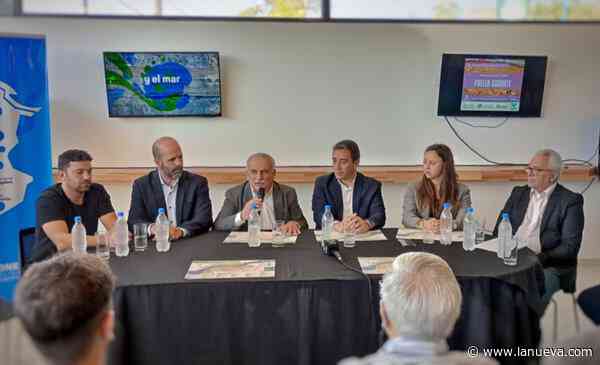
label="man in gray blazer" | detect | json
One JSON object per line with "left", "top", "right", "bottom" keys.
{"left": 214, "top": 153, "right": 308, "bottom": 234}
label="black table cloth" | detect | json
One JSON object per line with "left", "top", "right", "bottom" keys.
{"left": 108, "top": 229, "right": 543, "bottom": 365}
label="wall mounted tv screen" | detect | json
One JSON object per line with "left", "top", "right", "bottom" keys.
{"left": 103, "top": 52, "right": 221, "bottom": 117}
{"left": 437, "top": 54, "right": 547, "bottom": 117}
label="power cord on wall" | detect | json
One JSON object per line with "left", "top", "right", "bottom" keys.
{"left": 443, "top": 116, "right": 598, "bottom": 194}
{"left": 443, "top": 116, "right": 520, "bottom": 166}
{"left": 453, "top": 116, "right": 510, "bottom": 129}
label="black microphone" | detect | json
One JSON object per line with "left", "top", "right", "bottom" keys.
{"left": 256, "top": 188, "right": 265, "bottom": 215}
{"left": 321, "top": 239, "right": 342, "bottom": 262}
{"left": 257, "top": 187, "right": 265, "bottom": 201}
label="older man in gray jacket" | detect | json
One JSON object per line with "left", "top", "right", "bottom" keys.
{"left": 214, "top": 153, "right": 307, "bottom": 234}
{"left": 339, "top": 252, "right": 498, "bottom": 365}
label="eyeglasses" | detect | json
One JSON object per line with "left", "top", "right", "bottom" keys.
{"left": 525, "top": 166, "right": 553, "bottom": 175}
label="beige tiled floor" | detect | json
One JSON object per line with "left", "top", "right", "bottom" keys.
{"left": 539, "top": 260, "right": 600, "bottom": 345}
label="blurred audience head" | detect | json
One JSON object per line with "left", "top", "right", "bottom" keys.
{"left": 15, "top": 252, "right": 115, "bottom": 365}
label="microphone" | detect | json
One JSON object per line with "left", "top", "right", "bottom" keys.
{"left": 255, "top": 188, "right": 265, "bottom": 216}
{"left": 257, "top": 187, "right": 265, "bottom": 201}
{"left": 321, "top": 239, "right": 342, "bottom": 262}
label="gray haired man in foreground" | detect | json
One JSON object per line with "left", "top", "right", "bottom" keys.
{"left": 340, "top": 252, "right": 498, "bottom": 365}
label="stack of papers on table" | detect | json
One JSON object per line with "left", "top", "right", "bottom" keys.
{"left": 358, "top": 257, "right": 394, "bottom": 275}
{"left": 475, "top": 238, "right": 529, "bottom": 253}
{"left": 223, "top": 231, "right": 297, "bottom": 244}
{"left": 185, "top": 259, "right": 275, "bottom": 279}
{"left": 313, "top": 229, "right": 387, "bottom": 242}
{"left": 395, "top": 228, "right": 464, "bottom": 242}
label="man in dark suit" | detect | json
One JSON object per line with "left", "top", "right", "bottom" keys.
{"left": 312, "top": 139, "right": 386, "bottom": 232}
{"left": 214, "top": 153, "right": 307, "bottom": 234}
{"left": 128, "top": 137, "right": 213, "bottom": 240}
{"left": 494, "top": 149, "right": 584, "bottom": 309}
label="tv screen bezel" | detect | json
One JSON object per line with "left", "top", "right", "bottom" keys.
{"left": 103, "top": 51, "right": 222, "bottom": 118}
{"left": 437, "top": 53, "right": 547, "bottom": 118}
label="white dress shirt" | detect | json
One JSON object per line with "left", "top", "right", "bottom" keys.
{"left": 515, "top": 183, "right": 556, "bottom": 253}
{"left": 157, "top": 171, "right": 188, "bottom": 236}
{"left": 337, "top": 176, "right": 356, "bottom": 221}
{"left": 234, "top": 186, "right": 276, "bottom": 230}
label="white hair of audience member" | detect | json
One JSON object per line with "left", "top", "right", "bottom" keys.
{"left": 534, "top": 149, "right": 563, "bottom": 182}
{"left": 384, "top": 252, "right": 462, "bottom": 342}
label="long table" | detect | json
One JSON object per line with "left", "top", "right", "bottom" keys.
{"left": 107, "top": 229, "right": 544, "bottom": 365}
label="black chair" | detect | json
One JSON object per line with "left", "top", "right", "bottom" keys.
{"left": 549, "top": 267, "right": 580, "bottom": 342}
{"left": 18, "top": 227, "right": 36, "bottom": 274}
{"left": 0, "top": 297, "right": 13, "bottom": 322}
{"left": 577, "top": 284, "right": 600, "bottom": 325}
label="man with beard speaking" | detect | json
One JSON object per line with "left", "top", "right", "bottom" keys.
{"left": 128, "top": 136, "right": 213, "bottom": 241}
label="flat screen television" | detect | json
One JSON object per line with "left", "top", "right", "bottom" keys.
{"left": 437, "top": 54, "right": 547, "bottom": 117}
{"left": 103, "top": 52, "right": 221, "bottom": 117}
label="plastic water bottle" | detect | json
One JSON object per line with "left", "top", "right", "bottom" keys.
{"left": 498, "top": 213, "right": 513, "bottom": 259}
{"left": 503, "top": 233, "right": 518, "bottom": 266}
{"left": 248, "top": 204, "right": 261, "bottom": 248}
{"left": 114, "top": 212, "right": 129, "bottom": 257}
{"left": 440, "top": 202, "right": 453, "bottom": 245}
{"left": 462, "top": 207, "right": 476, "bottom": 251}
{"left": 71, "top": 216, "right": 87, "bottom": 253}
{"left": 321, "top": 205, "right": 335, "bottom": 246}
{"left": 155, "top": 208, "right": 171, "bottom": 252}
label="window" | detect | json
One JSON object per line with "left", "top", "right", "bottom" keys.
{"left": 330, "top": 0, "right": 600, "bottom": 21}
{"left": 21, "top": 0, "right": 600, "bottom": 21}
{"left": 22, "top": 0, "right": 323, "bottom": 19}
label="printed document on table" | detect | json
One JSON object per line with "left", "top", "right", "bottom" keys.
{"left": 358, "top": 257, "right": 395, "bottom": 274}
{"left": 185, "top": 259, "right": 275, "bottom": 279}
{"left": 223, "top": 231, "right": 297, "bottom": 244}
{"left": 314, "top": 229, "right": 387, "bottom": 242}
{"left": 475, "top": 238, "right": 529, "bottom": 253}
{"left": 395, "top": 228, "right": 464, "bottom": 242}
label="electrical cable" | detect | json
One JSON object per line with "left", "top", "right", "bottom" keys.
{"left": 559, "top": 159, "right": 596, "bottom": 194}
{"left": 583, "top": 142, "right": 600, "bottom": 164}
{"left": 580, "top": 176, "right": 597, "bottom": 194}
{"left": 561, "top": 159, "right": 593, "bottom": 166}
{"left": 444, "top": 116, "right": 520, "bottom": 166}
{"left": 444, "top": 116, "right": 598, "bottom": 194}
{"left": 336, "top": 256, "right": 376, "bottom": 335}
{"left": 453, "top": 116, "right": 510, "bottom": 129}
{"left": 117, "top": 0, "right": 143, "bottom": 15}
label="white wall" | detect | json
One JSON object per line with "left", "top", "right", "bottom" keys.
{"left": 1, "top": 18, "right": 599, "bottom": 166}
{"left": 0, "top": 17, "right": 599, "bottom": 258}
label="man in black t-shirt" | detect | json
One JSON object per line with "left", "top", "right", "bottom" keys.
{"left": 32, "top": 150, "right": 117, "bottom": 263}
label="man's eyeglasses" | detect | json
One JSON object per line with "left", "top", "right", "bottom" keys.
{"left": 525, "top": 166, "right": 553, "bottom": 175}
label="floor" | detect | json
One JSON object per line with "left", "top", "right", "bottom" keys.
{"left": 539, "top": 260, "right": 600, "bottom": 345}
